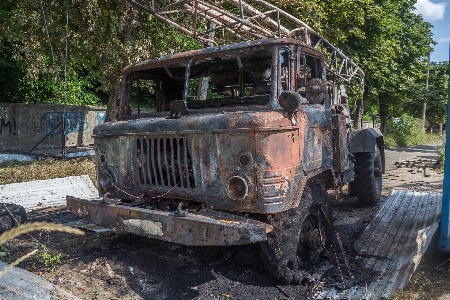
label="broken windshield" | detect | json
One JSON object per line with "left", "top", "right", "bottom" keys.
{"left": 125, "top": 47, "right": 274, "bottom": 114}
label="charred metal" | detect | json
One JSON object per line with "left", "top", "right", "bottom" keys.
{"left": 67, "top": 38, "right": 383, "bottom": 283}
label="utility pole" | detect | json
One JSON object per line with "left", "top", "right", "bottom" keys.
{"left": 422, "top": 58, "right": 429, "bottom": 130}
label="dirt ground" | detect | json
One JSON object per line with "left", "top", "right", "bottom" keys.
{"left": 4, "top": 145, "right": 450, "bottom": 300}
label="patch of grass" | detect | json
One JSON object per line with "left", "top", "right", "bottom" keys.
{"left": 39, "top": 244, "right": 61, "bottom": 270}
{"left": 389, "top": 271, "right": 439, "bottom": 300}
{"left": 0, "top": 245, "right": 8, "bottom": 259}
{"left": 436, "top": 144, "right": 445, "bottom": 172}
{"left": 0, "top": 156, "right": 96, "bottom": 186}
{"left": 384, "top": 132, "right": 444, "bottom": 148}
{"left": 0, "top": 222, "right": 84, "bottom": 278}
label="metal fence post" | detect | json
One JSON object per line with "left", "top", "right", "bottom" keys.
{"left": 439, "top": 43, "right": 450, "bottom": 252}
{"left": 61, "top": 113, "right": 66, "bottom": 159}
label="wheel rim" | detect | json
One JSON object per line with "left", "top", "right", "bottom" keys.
{"left": 297, "top": 213, "right": 326, "bottom": 266}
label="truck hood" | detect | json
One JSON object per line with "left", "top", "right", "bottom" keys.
{"left": 93, "top": 110, "right": 296, "bottom": 136}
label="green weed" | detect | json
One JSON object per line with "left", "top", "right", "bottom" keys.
{"left": 39, "top": 244, "right": 61, "bottom": 269}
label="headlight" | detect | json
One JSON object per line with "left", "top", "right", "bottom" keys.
{"left": 98, "top": 169, "right": 114, "bottom": 190}
{"left": 227, "top": 175, "right": 249, "bottom": 201}
{"left": 238, "top": 150, "right": 253, "bottom": 167}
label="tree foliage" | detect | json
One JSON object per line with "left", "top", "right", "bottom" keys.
{"left": 0, "top": 0, "right": 443, "bottom": 127}
{"left": 275, "top": 0, "right": 436, "bottom": 131}
{"left": 0, "top": 0, "right": 198, "bottom": 115}
{"left": 406, "top": 61, "right": 449, "bottom": 124}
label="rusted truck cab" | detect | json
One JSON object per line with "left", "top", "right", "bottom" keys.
{"left": 67, "top": 38, "right": 383, "bottom": 283}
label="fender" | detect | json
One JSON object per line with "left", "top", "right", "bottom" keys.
{"left": 349, "top": 128, "right": 385, "bottom": 173}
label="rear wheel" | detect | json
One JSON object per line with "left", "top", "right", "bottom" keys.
{"left": 353, "top": 145, "right": 382, "bottom": 205}
{"left": 259, "top": 183, "right": 332, "bottom": 284}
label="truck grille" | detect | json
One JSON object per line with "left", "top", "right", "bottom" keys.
{"left": 136, "top": 137, "right": 195, "bottom": 189}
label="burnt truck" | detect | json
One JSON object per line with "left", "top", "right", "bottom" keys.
{"left": 67, "top": 38, "right": 384, "bottom": 284}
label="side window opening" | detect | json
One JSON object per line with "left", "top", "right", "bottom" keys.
{"left": 124, "top": 49, "right": 274, "bottom": 115}
{"left": 279, "top": 48, "right": 291, "bottom": 94}
{"left": 130, "top": 79, "right": 158, "bottom": 114}
{"left": 296, "top": 53, "right": 325, "bottom": 105}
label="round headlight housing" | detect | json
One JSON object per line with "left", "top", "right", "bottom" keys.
{"left": 237, "top": 150, "right": 253, "bottom": 167}
{"left": 98, "top": 169, "right": 114, "bottom": 190}
{"left": 226, "top": 175, "right": 249, "bottom": 201}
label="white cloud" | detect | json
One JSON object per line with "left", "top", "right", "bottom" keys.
{"left": 438, "top": 37, "right": 450, "bottom": 43}
{"left": 414, "top": 0, "right": 446, "bottom": 21}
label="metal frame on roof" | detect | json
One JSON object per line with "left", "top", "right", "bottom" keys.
{"left": 127, "top": 0, "right": 364, "bottom": 86}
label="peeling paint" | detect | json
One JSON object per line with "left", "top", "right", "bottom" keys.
{"left": 122, "top": 218, "right": 164, "bottom": 236}
{"left": 413, "top": 226, "right": 430, "bottom": 272}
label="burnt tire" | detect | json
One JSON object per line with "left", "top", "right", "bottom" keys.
{"left": 0, "top": 203, "right": 27, "bottom": 234}
{"left": 353, "top": 145, "right": 382, "bottom": 205}
{"left": 259, "top": 183, "right": 332, "bottom": 284}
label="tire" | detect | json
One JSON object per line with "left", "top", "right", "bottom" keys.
{"left": 259, "top": 183, "right": 332, "bottom": 284}
{"left": 0, "top": 203, "right": 27, "bottom": 234}
{"left": 353, "top": 144, "right": 382, "bottom": 205}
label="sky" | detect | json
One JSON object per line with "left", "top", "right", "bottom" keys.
{"left": 414, "top": 0, "right": 449, "bottom": 62}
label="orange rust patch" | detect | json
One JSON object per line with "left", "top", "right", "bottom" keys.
{"left": 219, "top": 155, "right": 226, "bottom": 179}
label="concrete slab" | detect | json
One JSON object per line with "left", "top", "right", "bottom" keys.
{"left": 0, "top": 261, "right": 79, "bottom": 299}
{"left": 0, "top": 154, "right": 35, "bottom": 163}
{"left": 316, "top": 190, "right": 442, "bottom": 299}
{"left": 0, "top": 175, "right": 99, "bottom": 211}
{"left": 0, "top": 149, "right": 94, "bottom": 162}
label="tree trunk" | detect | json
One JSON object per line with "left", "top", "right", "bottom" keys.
{"left": 105, "top": 4, "right": 139, "bottom": 122}
{"left": 379, "top": 94, "right": 388, "bottom": 134}
{"left": 105, "top": 77, "right": 122, "bottom": 122}
{"left": 353, "top": 87, "right": 368, "bottom": 129}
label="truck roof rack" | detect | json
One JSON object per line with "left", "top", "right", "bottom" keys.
{"left": 127, "top": 0, "right": 364, "bottom": 86}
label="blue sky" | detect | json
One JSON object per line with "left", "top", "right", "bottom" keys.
{"left": 414, "top": 0, "right": 449, "bottom": 62}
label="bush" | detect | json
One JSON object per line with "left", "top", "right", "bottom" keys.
{"left": 386, "top": 114, "right": 422, "bottom": 146}
{"left": 384, "top": 114, "right": 444, "bottom": 147}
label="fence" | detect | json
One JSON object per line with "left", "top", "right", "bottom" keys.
{"left": 0, "top": 103, "right": 106, "bottom": 151}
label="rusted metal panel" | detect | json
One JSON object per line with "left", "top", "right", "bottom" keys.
{"left": 94, "top": 106, "right": 335, "bottom": 214}
{"left": 73, "top": 38, "right": 373, "bottom": 249}
{"left": 300, "top": 106, "right": 333, "bottom": 174}
{"left": 67, "top": 196, "right": 272, "bottom": 246}
{"left": 332, "top": 114, "right": 349, "bottom": 173}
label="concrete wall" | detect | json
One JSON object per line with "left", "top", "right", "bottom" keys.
{"left": 0, "top": 103, "right": 106, "bottom": 150}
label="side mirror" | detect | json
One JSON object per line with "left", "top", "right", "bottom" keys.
{"left": 279, "top": 91, "right": 307, "bottom": 112}
{"left": 306, "top": 78, "right": 325, "bottom": 104}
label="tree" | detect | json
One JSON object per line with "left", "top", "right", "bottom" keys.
{"left": 0, "top": 0, "right": 199, "bottom": 119}
{"left": 0, "top": 39, "right": 26, "bottom": 102}
{"left": 0, "top": 0, "right": 437, "bottom": 128}
{"left": 407, "top": 61, "right": 449, "bottom": 125}
{"left": 275, "top": 0, "right": 434, "bottom": 131}
{"left": 342, "top": 0, "right": 434, "bottom": 132}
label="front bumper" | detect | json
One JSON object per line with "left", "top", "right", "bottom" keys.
{"left": 66, "top": 196, "right": 272, "bottom": 246}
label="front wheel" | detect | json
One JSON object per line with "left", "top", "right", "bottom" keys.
{"left": 353, "top": 145, "right": 383, "bottom": 205}
{"left": 259, "top": 183, "right": 332, "bottom": 284}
